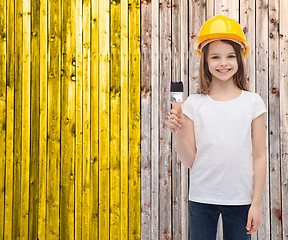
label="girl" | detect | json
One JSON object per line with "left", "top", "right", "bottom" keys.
{"left": 167, "top": 15, "right": 267, "bottom": 240}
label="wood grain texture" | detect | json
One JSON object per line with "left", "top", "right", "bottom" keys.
{"left": 110, "top": 0, "right": 121, "bottom": 238}
{"left": 38, "top": 0, "right": 48, "bottom": 238}
{"left": 60, "top": 0, "right": 76, "bottom": 239}
{"left": 256, "top": 1, "right": 270, "bottom": 239}
{"left": 0, "top": 0, "right": 6, "bottom": 236}
{"left": 268, "top": 0, "right": 282, "bottom": 239}
{"left": 280, "top": 0, "right": 288, "bottom": 239}
{"left": 150, "top": 0, "right": 160, "bottom": 239}
{"left": 159, "top": 0, "right": 172, "bottom": 239}
{"left": 98, "top": 0, "right": 110, "bottom": 238}
{"left": 120, "top": 0, "right": 129, "bottom": 239}
{"left": 47, "top": 0, "right": 61, "bottom": 238}
{"left": 128, "top": 0, "right": 141, "bottom": 239}
{"left": 90, "top": 0, "right": 99, "bottom": 239}
{"left": 141, "top": 0, "right": 152, "bottom": 239}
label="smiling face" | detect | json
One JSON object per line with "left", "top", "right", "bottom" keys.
{"left": 207, "top": 40, "right": 238, "bottom": 83}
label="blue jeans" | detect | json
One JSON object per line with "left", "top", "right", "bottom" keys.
{"left": 189, "top": 200, "right": 251, "bottom": 240}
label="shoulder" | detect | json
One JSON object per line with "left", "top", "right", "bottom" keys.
{"left": 185, "top": 93, "right": 206, "bottom": 103}
{"left": 242, "top": 90, "right": 265, "bottom": 103}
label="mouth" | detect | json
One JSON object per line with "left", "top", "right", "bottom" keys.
{"left": 217, "top": 69, "right": 231, "bottom": 73}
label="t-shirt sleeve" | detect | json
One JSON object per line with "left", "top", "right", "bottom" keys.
{"left": 181, "top": 95, "right": 194, "bottom": 121}
{"left": 252, "top": 93, "right": 267, "bottom": 120}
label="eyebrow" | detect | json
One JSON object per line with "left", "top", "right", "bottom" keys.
{"left": 209, "top": 52, "right": 236, "bottom": 55}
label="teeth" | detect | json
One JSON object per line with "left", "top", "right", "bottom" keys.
{"left": 218, "top": 69, "right": 230, "bottom": 72}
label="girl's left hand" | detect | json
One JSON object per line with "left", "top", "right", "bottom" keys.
{"left": 246, "top": 204, "right": 261, "bottom": 234}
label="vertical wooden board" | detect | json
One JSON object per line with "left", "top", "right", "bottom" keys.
{"left": 4, "top": 0, "right": 14, "bottom": 238}
{"left": 38, "top": 0, "right": 48, "bottom": 238}
{"left": 120, "top": 0, "right": 129, "bottom": 238}
{"left": 150, "top": 0, "right": 159, "bottom": 239}
{"left": 99, "top": 0, "right": 110, "bottom": 238}
{"left": 240, "top": 0, "right": 256, "bottom": 92}
{"left": 0, "top": 0, "right": 6, "bottom": 237}
{"left": 141, "top": 0, "right": 152, "bottom": 238}
{"left": 180, "top": 0, "right": 189, "bottom": 239}
{"left": 188, "top": 1, "right": 205, "bottom": 239}
{"left": 128, "top": 0, "right": 141, "bottom": 239}
{"left": 268, "top": 0, "right": 282, "bottom": 239}
{"left": 60, "top": 0, "right": 76, "bottom": 239}
{"left": 171, "top": 0, "right": 181, "bottom": 239}
{"left": 215, "top": 0, "right": 239, "bottom": 20}
{"left": 206, "top": 0, "right": 214, "bottom": 19}
{"left": 90, "top": 0, "right": 99, "bottom": 238}
{"left": 159, "top": 0, "right": 172, "bottom": 239}
{"left": 280, "top": 0, "right": 288, "bottom": 239}
{"left": 47, "top": 0, "right": 61, "bottom": 238}
{"left": 13, "top": 0, "right": 23, "bottom": 238}
{"left": 82, "top": 0, "right": 91, "bottom": 239}
{"left": 110, "top": 0, "right": 121, "bottom": 238}
{"left": 255, "top": 1, "right": 270, "bottom": 239}
{"left": 21, "top": 0, "right": 31, "bottom": 239}
{"left": 29, "top": 0, "right": 40, "bottom": 238}
{"left": 75, "top": 0, "right": 83, "bottom": 238}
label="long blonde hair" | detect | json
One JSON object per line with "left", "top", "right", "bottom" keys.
{"left": 196, "top": 40, "right": 249, "bottom": 94}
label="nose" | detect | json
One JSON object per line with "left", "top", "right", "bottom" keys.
{"left": 220, "top": 58, "right": 227, "bottom": 66}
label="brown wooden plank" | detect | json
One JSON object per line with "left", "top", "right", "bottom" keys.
{"left": 171, "top": 0, "right": 181, "bottom": 238}
{"left": 280, "top": 0, "right": 288, "bottom": 239}
{"left": 268, "top": 0, "right": 282, "bottom": 239}
{"left": 159, "top": 0, "right": 172, "bottom": 239}
{"left": 180, "top": 0, "right": 189, "bottom": 238}
{"left": 141, "top": 0, "right": 152, "bottom": 239}
{"left": 255, "top": 1, "right": 270, "bottom": 240}
{"left": 151, "top": 0, "right": 160, "bottom": 239}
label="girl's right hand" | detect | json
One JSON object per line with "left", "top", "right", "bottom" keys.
{"left": 167, "top": 108, "right": 183, "bottom": 134}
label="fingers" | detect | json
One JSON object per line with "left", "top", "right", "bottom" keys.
{"left": 246, "top": 220, "right": 261, "bottom": 234}
{"left": 166, "top": 111, "right": 182, "bottom": 133}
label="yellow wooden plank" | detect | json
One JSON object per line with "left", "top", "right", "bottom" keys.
{"left": 47, "top": 0, "right": 61, "bottom": 238}
{"left": 13, "top": 0, "right": 23, "bottom": 238}
{"left": 82, "top": 0, "right": 91, "bottom": 238}
{"left": 0, "top": 0, "right": 7, "bottom": 237}
{"left": 60, "top": 0, "right": 76, "bottom": 239}
{"left": 128, "top": 0, "right": 141, "bottom": 239}
{"left": 29, "top": 0, "right": 40, "bottom": 238}
{"left": 4, "top": 0, "right": 15, "bottom": 239}
{"left": 20, "top": 0, "right": 31, "bottom": 238}
{"left": 75, "top": 0, "right": 83, "bottom": 238}
{"left": 90, "top": 0, "right": 99, "bottom": 238}
{"left": 110, "top": 0, "right": 121, "bottom": 238}
{"left": 38, "top": 0, "right": 48, "bottom": 239}
{"left": 120, "top": 0, "right": 129, "bottom": 238}
{"left": 99, "top": 0, "right": 110, "bottom": 239}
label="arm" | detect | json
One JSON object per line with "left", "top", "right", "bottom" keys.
{"left": 167, "top": 108, "right": 197, "bottom": 169}
{"left": 246, "top": 113, "right": 267, "bottom": 234}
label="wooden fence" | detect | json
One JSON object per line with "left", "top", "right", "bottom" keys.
{"left": 0, "top": 0, "right": 140, "bottom": 239}
{"left": 141, "top": 0, "right": 288, "bottom": 240}
{"left": 1, "top": 0, "right": 288, "bottom": 239}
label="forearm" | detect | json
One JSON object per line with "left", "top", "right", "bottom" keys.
{"left": 175, "top": 131, "right": 196, "bottom": 169}
{"left": 252, "top": 156, "right": 267, "bottom": 207}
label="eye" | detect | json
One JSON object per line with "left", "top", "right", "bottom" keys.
{"left": 211, "top": 56, "right": 219, "bottom": 59}
{"left": 228, "top": 55, "right": 236, "bottom": 58}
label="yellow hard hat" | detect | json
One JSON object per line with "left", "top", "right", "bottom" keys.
{"left": 194, "top": 15, "right": 249, "bottom": 58}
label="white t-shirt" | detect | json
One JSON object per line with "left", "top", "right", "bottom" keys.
{"left": 181, "top": 90, "right": 267, "bottom": 205}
